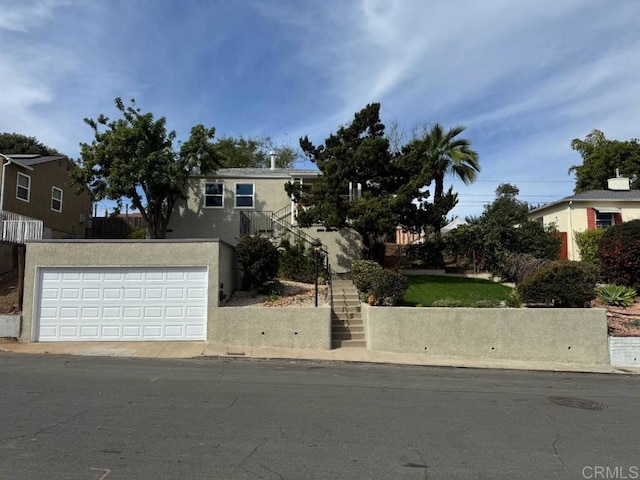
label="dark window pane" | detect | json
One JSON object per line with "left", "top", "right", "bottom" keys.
{"left": 236, "top": 196, "right": 253, "bottom": 207}
{"left": 236, "top": 183, "right": 253, "bottom": 195}
{"left": 205, "top": 196, "right": 222, "bottom": 207}
{"left": 206, "top": 183, "right": 223, "bottom": 195}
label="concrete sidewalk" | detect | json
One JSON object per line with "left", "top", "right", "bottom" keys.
{"left": 1, "top": 340, "right": 638, "bottom": 375}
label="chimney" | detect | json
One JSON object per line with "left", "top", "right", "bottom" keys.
{"left": 607, "top": 174, "right": 630, "bottom": 191}
{"left": 270, "top": 150, "right": 276, "bottom": 170}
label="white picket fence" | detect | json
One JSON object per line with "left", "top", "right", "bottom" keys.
{"left": 0, "top": 210, "right": 43, "bottom": 244}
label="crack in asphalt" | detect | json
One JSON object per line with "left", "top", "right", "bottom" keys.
{"left": 552, "top": 434, "right": 566, "bottom": 469}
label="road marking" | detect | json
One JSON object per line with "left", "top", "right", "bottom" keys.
{"left": 90, "top": 467, "right": 111, "bottom": 479}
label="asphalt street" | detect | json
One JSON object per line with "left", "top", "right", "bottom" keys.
{"left": 0, "top": 353, "right": 638, "bottom": 480}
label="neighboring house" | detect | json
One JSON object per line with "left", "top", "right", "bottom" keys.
{"left": 167, "top": 164, "right": 362, "bottom": 272}
{"left": 0, "top": 154, "right": 92, "bottom": 240}
{"left": 528, "top": 176, "right": 640, "bottom": 260}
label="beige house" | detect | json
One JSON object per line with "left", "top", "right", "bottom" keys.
{"left": 167, "top": 166, "right": 362, "bottom": 273}
{"left": 0, "top": 154, "right": 92, "bottom": 239}
{"left": 528, "top": 177, "right": 640, "bottom": 260}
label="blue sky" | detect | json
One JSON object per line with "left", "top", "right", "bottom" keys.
{"left": 1, "top": 0, "right": 639, "bottom": 218}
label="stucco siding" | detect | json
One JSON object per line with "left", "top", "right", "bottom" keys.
{"left": 363, "top": 305, "right": 610, "bottom": 365}
{"left": 20, "top": 240, "right": 233, "bottom": 342}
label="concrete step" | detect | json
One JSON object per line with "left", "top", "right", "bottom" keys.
{"left": 332, "top": 331, "right": 365, "bottom": 341}
{"left": 332, "top": 339, "right": 366, "bottom": 349}
{"left": 332, "top": 312, "right": 363, "bottom": 322}
{"left": 331, "top": 325, "right": 364, "bottom": 334}
{"left": 332, "top": 304, "right": 361, "bottom": 313}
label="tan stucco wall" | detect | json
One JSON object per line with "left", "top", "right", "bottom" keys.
{"left": 168, "top": 176, "right": 292, "bottom": 245}
{"left": 211, "top": 306, "right": 331, "bottom": 349}
{"left": 298, "top": 227, "right": 362, "bottom": 274}
{"left": 531, "top": 201, "right": 640, "bottom": 260}
{"left": 21, "top": 240, "right": 236, "bottom": 342}
{"left": 168, "top": 175, "right": 363, "bottom": 273}
{"left": 1, "top": 160, "right": 92, "bottom": 238}
{"left": 363, "top": 305, "right": 610, "bottom": 365}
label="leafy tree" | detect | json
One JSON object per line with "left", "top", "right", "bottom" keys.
{"left": 215, "top": 135, "right": 299, "bottom": 169}
{"left": 73, "top": 97, "right": 222, "bottom": 238}
{"left": 287, "top": 103, "right": 407, "bottom": 261}
{"left": 401, "top": 123, "right": 479, "bottom": 233}
{"left": 0, "top": 132, "right": 61, "bottom": 155}
{"left": 445, "top": 184, "right": 560, "bottom": 275}
{"left": 568, "top": 129, "right": 640, "bottom": 192}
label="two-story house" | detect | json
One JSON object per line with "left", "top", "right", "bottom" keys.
{"left": 0, "top": 154, "right": 92, "bottom": 240}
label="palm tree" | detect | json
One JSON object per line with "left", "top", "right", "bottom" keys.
{"left": 422, "top": 123, "right": 479, "bottom": 200}
{"left": 404, "top": 123, "right": 479, "bottom": 233}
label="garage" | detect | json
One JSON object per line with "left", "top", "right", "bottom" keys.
{"left": 35, "top": 266, "right": 208, "bottom": 342}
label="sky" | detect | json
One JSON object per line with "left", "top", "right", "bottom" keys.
{"left": 1, "top": 0, "right": 639, "bottom": 218}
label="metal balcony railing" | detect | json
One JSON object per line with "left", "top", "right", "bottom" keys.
{"left": 0, "top": 210, "right": 44, "bottom": 244}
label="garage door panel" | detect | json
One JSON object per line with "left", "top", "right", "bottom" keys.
{"left": 37, "top": 267, "right": 208, "bottom": 342}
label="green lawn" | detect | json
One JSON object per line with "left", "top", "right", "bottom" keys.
{"left": 400, "top": 275, "right": 513, "bottom": 307}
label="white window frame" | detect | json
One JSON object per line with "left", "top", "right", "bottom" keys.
{"left": 16, "top": 172, "right": 31, "bottom": 202}
{"left": 234, "top": 182, "right": 255, "bottom": 209}
{"left": 204, "top": 182, "right": 224, "bottom": 208}
{"left": 51, "top": 186, "right": 63, "bottom": 213}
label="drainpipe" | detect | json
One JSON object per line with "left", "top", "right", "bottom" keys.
{"left": 567, "top": 200, "right": 574, "bottom": 260}
{"left": 0, "top": 152, "right": 11, "bottom": 211}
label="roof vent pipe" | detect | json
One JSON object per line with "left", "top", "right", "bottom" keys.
{"left": 270, "top": 151, "right": 276, "bottom": 170}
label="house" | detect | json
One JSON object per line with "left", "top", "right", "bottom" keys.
{"left": 0, "top": 153, "right": 92, "bottom": 240}
{"left": 167, "top": 162, "right": 362, "bottom": 272}
{"left": 528, "top": 176, "right": 640, "bottom": 260}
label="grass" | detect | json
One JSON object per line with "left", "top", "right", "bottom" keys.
{"left": 399, "top": 275, "right": 514, "bottom": 307}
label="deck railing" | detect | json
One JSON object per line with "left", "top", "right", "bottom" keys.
{"left": 0, "top": 210, "right": 43, "bottom": 244}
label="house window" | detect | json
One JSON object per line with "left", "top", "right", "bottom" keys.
{"left": 16, "top": 173, "right": 31, "bottom": 202}
{"left": 596, "top": 212, "right": 615, "bottom": 229}
{"left": 51, "top": 187, "right": 63, "bottom": 212}
{"left": 235, "top": 183, "right": 254, "bottom": 208}
{"left": 204, "top": 183, "right": 224, "bottom": 208}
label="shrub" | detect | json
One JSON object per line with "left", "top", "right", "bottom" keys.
{"left": 351, "top": 260, "right": 408, "bottom": 306}
{"left": 597, "top": 284, "right": 637, "bottom": 307}
{"left": 351, "top": 260, "right": 383, "bottom": 295}
{"left": 278, "top": 237, "right": 322, "bottom": 284}
{"left": 406, "top": 238, "right": 445, "bottom": 269}
{"left": 575, "top": 229, "right": 606, "bottom": 265}
{"left": 599, "top": 220, "right": 640, "bottom": 288}
{"left": 432, "top": 298, "right": 462, "bottom": 307}
{"left": 517, "top": 261, "right": 598, "bottom": 307}
{"left": 127, "top": 227, "right": 147, "bottom": 239}
{"left": 236, "top": 235, "right": 279, "bottom": 290}
{"left": 501, "top": 253, "right": 552, "bottom": 284}
{"left": 504, "top": 289, "right": 522, "bottom": 308}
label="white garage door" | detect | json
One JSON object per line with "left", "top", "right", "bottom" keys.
{"left": 36, "top": 267, "right": 208, "bottom": 342}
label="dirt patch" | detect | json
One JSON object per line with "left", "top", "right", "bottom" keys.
{"left": 600, "top": 300, "right": 640, "bottom": 337}
{"left": 225, "top": 280, "right": 329, "bottom": 307}
{"left": 0, "top": 277, "right": 19, "bottom": 314}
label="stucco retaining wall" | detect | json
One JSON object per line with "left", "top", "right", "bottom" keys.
{"left": 21, "top": 239, "right": 236, "bottom": 342}
{"left": 211, "top": 307, "right": 331, "bottom": 349}
{"left": 0, "top": 315, "right": 20, "bottom": 337}
{"left": 363, "top": 305, "right": 610, "bottom": 365}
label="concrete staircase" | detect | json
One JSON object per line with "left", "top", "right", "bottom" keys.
{"left": 331, "top": 279, "right": 366, "bottom": 349}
